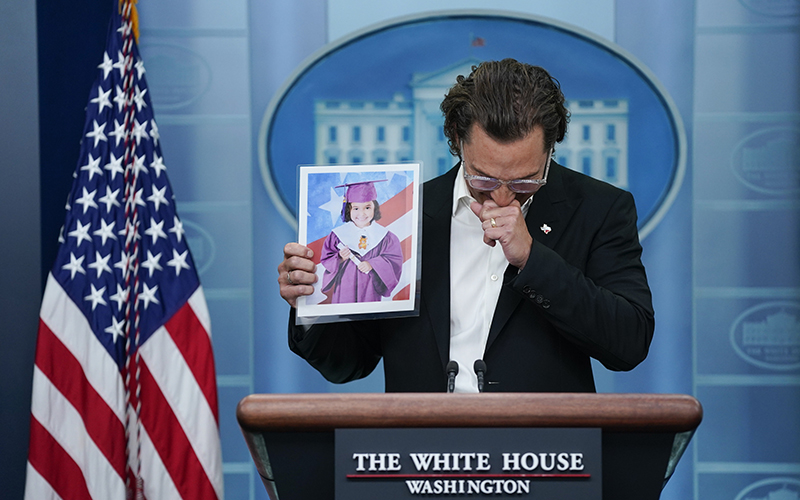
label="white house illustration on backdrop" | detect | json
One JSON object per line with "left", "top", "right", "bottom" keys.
{"left": 314, "top": 59, "right": 629, "bottom": 189}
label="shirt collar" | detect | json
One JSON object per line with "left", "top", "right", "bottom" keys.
{"left": 452, "top": 162, "right": 474, "bottom": 217}
{"left": 452, "top": 161, "right": 535, "bottom": 217}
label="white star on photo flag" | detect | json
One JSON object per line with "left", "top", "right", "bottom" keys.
{"left": 320, "top": 187, "right": 345, "bottom": 225}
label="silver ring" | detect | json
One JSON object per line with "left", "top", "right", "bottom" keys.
{"left": 286, "top": 272, "right": 296, "bottom": 286}
{"left": 490, "top": 217, "right": 497, "bottom": 228}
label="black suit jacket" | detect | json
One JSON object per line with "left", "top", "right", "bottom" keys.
{"left": 289, "top": 163, "right": 654, "bottom": 392}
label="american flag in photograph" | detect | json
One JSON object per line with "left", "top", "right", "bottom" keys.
{"left": 305, "top": 170, "right": 416, "bottom": 305}
{"left": 24, "top": 3, "right": 223, "bottom": 500}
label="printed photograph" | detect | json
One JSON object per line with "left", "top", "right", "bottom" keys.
{"left": 297, "top": 163, "right": 420, "bottom": 320}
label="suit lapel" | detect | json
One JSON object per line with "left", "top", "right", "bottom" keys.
{"left": 421, "top": 167, "right": 457, "bottom": 370}
{"left": 485, "top": 163, "right": 580, "bottom": 350}
{"left": 525, "top": 163, "right": 577, "bottom": 251}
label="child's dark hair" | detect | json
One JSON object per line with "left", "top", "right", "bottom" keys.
{"left": 344, "top": 200, "right": 382, "bottom": 222}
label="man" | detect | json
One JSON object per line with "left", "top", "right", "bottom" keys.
{"left": 278, "top": 58, "right": 654, "bottom": 393}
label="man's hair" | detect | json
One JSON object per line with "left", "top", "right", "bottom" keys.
{"left": 440, "top": 58, "right": 570, "bottom": 157}
{"left": 344, "top": 200, "right": 382, "bottom": 222}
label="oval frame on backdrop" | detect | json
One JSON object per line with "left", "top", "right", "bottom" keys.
{"left": 259, "top": 9, "right": 686, "bottom": 240}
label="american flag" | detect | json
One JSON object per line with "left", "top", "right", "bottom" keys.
{"left": 24, "top": 2, "right": 223, "bottom": 499}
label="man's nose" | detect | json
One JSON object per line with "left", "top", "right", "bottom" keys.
{"left": 490, "top": 185, "right": 516, "bottom": 206}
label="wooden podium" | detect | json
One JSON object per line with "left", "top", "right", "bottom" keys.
{"left": 237, "top": 393, "right": 702, "bottom": 499}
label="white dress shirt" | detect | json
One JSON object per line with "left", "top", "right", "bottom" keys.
{"left": 449, "top": 163, "right": 532, "bottom": 392}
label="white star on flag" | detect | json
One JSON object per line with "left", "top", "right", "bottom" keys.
{"left": 109, "top": 283, "right": 128, "bottom": 311}
{"left": 74, "top": 187, "right": 99, "bottom": 213}
{"left": 98, "top": 186, "right": 121, "bottom": 212}
{"left": 149, "top": 119, "right": 159, "bottom": 146}
{"left": 83, "top": 283, "right": 107, "bottom": 311}
{"left": 138, "top": 282, "right": 160, "bottom": 309}
{"left": 114, "top": 250, "right": 131, "bottom": 274}
{"left": 169, "top": 215, "right": 185, "bottom": 242}
{"left": 87, "top": 251, "right": 112, "bottom": 278}
{"left": 133, "top": 153, "right": 148, "bottom": 176}
{"left": 113, "top": 84, "right": 126, "bottom": 111}
{"left": 167, "top": 249, "right": 191, "bottom": 276}
{"left": 147, "top": 185, "right": 169, "bottom": 211}
{"left": 68, "top": 220, "right": 93, "bottom": 247}
{"left": 150, "top": 153, "right": 166, "bottom": 177}
{"left": 98, "top": 51, "right": 113, "bottom": 80}
{"left": 86, "top": 119, "right": 108, "bottom": 148}
{"left": 104, "top": 152, "right": 125, "bottom": 179}
{"left": 81, "top": 153, "right": 104, "bottom": 180}
{"left": 104, "top": 315, "right": 125, "bottom": 343}
{"left": 141, "top": 249, "right": 163, "bottom": 277}
{"left": 90, "top": 86, "right": 112, "bottom": 112}
{"left": 145, "top": 217, "right": 167, "bottom": 244}
{"left": 108, "top": 119, "right": 127, "bottom": 147}
{"left": 112, "top": 49, "right": 126, "bottom": 78}
{"left": 133, "top": 85, "right": 148, "bottom": 111}
{"left": 61, "top": 252, "right": 86, "bottom": 279}
{"left": 132, "top": 118, "right": 149, "bottom": 144}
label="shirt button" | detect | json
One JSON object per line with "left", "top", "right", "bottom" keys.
{"left": 490, "top": 274, "right": 499, "bottom": 281}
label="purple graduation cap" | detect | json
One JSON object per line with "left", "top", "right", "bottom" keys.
{"left": 335, "top": 179, "right": 387, "bottom": 222}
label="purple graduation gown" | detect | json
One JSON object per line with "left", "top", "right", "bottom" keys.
{"left": 320, "top": 222, "right": 403, "bottom": 304}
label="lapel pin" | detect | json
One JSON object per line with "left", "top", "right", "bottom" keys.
{"left": 540, "top": 224, "right": 552, "bottom": 234}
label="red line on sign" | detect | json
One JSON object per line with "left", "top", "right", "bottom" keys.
{"left": 346, "top": 473, "right": 591, "bottom": 479}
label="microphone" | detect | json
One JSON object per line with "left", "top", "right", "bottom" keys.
{"left": 474, "top": 359, "right": 487, "bottom": 393}
{"left": 446, "top": 360, "right": 459, "bottom": 393}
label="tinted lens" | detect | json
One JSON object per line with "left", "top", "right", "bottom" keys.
{"left": 467, "top": 178, "right": 499, "bottom": 192}
{"left": 508, "top": 180, "right": 543, "bottom": 194}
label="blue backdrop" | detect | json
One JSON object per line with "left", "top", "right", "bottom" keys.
{"left": 4, "top": 0, "right": 797, "bottom": 499}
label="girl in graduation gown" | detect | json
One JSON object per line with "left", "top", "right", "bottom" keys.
{"left": 320, "top": 180, "right": 404, "bottom": 303}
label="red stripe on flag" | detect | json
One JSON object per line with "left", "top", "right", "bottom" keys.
{"left": 308, "top": 237, "right": 325, "bottom": 265}
{"left": 35, "top": 320, "right": 127, "bottom": 478}
{"left": 139, "top": 361, "right": 219, "bottom": 500}
{"left": 400, "top": 235, "right": 413, "bottom": 262}
{"left": 377, "top": 183, "right": 413, "bottom": 227}
{"left": 392, "top": 284, "right": 410, "bottom": 301}
{"left": 164, "top": 303, "right": 219, "bottom": 423}
{"left": 28, "top": 416, "right": 93, "bottom": 500}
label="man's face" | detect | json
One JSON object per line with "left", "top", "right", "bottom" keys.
{"left": 350, "top": 201, "right": 375, "bottom": 228}
{"left": 461, "top": 124, "right": 549, "bottom": 207}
